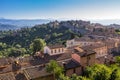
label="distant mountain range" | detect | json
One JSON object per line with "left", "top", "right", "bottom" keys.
{"left": 0, "top": 18, "right": 120, "bottom": 31}
{"left": 91, "top": 19, "right": 120, "bottom": 29}
{"left": 0, "top": 23, "right": 18, "bottom": 30}
{"left": 0, "top": 18, "right": 52, "bottom": 30}
{"left": 91, "top": 19, "right": 120, "bottom": 25}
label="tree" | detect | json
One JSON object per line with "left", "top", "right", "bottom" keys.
{"left": 109, "top": 64, "right": 120, "bottom": 80}
{"left": 46, "top": 60, "right": 63, "bottom": 79}
{"left": 7, "top": 47, "right": 26, "bottom": 57}
{"left": 77, "top": 76, "right": 91, "bottom": 80}
{"left": 0, "top": 42, "right": 7, "bottom": 51}
{"left": 30, "top": 38, "right": 46, "bottom": 55}
{"left": 115, "top": 56, "right": 120, "bottom": 65}
{"left": 59, "top": 74, "right": 70, "bottom": 80}
{"left": 85, "top": 64, "right": 112, "bottom": 80}
{"left": 46, "top": 60, "right": 92, "bottom": 80}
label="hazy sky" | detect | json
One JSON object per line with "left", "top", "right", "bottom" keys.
{"left": 0, "top": 0, "right": 120, "bottom": 20}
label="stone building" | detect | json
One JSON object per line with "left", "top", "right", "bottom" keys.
{"left": 72, "top": 47, "right": 96, "bottom": 67}
{"left": 44, "top": 45, "right": 66, "bottom": 55}
{"left": 66, "top": 36, "right": 101, "bottom": 48}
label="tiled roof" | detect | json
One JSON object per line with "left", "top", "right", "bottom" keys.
{"left": 60, "top": 59, "right": 81, "bottom": 70}
{"left": 29, "top": 53, "right": 71, "bottom": 66}
{"left": 23, "top": 58, "right": 81, "bottom": 79}
{"left": 0, "top": 72, "right": 16, "bottom": 80}
{"left": 96, "top": 54, "right": 114, "bottom": 64}
{"left": 23, "top": 65, "right": 51, "bottom": 80}
{"left": 74, "top": 36, "right": 101, "bottom": 42}
{"left": 0, "top": 58, "right": 10, "bottom": 66}
{"left": 0, "top": 65, "right": 12, "bottom": 74}
{"left": 0, "top": 52, "right": 72, "bottom": 74}
{"left": 74, "top": 47, "right": 96, "bottom": 57}
{"left": 81, "top": 43, "right": 106, "bottom": 50}
{"left": 21, "top": 53, "right": 72, "bottom": 79}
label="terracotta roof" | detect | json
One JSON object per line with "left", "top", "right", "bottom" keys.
{"left": 29, "top": 53, "right": 71, "bottom": 66}
{"left": 0, "top": 65, "right": 12, "bottom": 74}
{"left": 96, "top": 54, "right": 114, "bottom": 64}
{"left": 0, "top": 72, "right": 16, "bottom": 80}
{"left": 81, "top": 43, "right": 106, "bottom": 50}
{"left": 22, "top": 52, "right": 72, "bottom": 79}
{"left": 74, "top": 47, "right": 84, "bottom": 52}
{"left": 0, "top": 58, "right": 22, "bottom": 74}
{"left": 74, "top": 47, "right": 96, "bottom": 57}
{"left": 23, "top": 58, "right": 81, "bottom": 79}
{"left": 0, "top": 58, "right": 10, "bottom": 66}
{"left": 23, "top": 65, "right": 51, "bottom": 80}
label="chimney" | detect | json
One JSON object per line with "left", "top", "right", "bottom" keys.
{"left": 40, "top": 51, "right": 44, "bottom": 58}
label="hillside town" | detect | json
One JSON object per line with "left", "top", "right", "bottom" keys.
{"left": 0, "top": 21, "right": 120, "bottom": 80}
{"left": 1, "top": 0, "right": 120, "bottom": 79}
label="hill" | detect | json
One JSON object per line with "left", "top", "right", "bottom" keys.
{"left": 0, "top": 18, "right": 52, "bottom": 30}
{"left": 0, "top": 20, "right": 116, "bottom": 48}
{"left": 0, "top": 21, "right": 82, "bottom": 48}
{"left": 0, "top": 23, "right": 19, "bottom": 30}
{"left": 0, "top": 20, "right": 118, "bottom": 57}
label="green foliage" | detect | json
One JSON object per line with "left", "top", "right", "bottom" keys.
{"left": 59, "top": 74, "right": 70, "bottom": 80}
{"left": 0, "top": 23, "right": 81, "bottom": 57}
{"left": 0, "top": 43, "right": 27, "bottom": 57}
{"left": 7, "top": 47, "right": 27, "bottom": 57}
{"left": 109, "top": 64, "right": 120, "bottom": 80}
{"left": 46, "top": 60, "right": 63, "bottom": 79}
{"left": 0, "top": 42, "right": 7, "bottom": 51}
{"left": 115, "top": 56, "right": 120, "bottom": 65}
{"left": 115, "top": 29, "right": 120, "bottom": 34}
{"left": 59, "top": 74, "right": 90, "bottom": 80}
{"left": 30, "top": 38, "right": 46, "bottom": 55}
{"left": 0, "top": 24, "right": 80, "bottom": 48}
{"left": 46, "top": 59, "right": 120, "bottom": 80}
{"left": 115, "top": 29, "right": 120, "bottom": 32}
{"left": 85, "top": 64, "right": 112, "bottom": 80}
{"left": 78, "top": 76, "right": 91, "bottom": 80}
{"left": 46, "top": 60, "right": 90, "bottom": 80}
{"left": 71, "top": 74, "right": 90, "bottom": 80}
{"left": 84, "top": 63, "right": 120, "bottom": 80}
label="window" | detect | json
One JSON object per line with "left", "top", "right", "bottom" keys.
{"left": 51, "top": 50, "right": 53, "bottom": 54}
{"left": 73, "top": 68, "right": 76, "bottom": 73}
{"left": 87, "top": 56, "right": 91, "bottom": 60}
{"left": 62, "top": 48, "right": 64, "bottom": 52}
{"left": 55, "top": 49, "right": 56, "bottom": 53}
{"left": 71, "top": 42, "right": 73, "bottom": 45}
{"left": 59, "top": 48, "right": 61, "bottom": 52}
